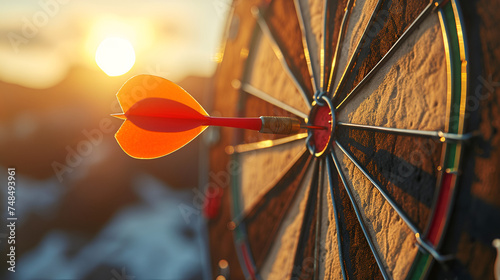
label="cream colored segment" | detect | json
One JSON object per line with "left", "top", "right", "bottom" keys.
{"left": 248, "top": 31, "right": 311, "bottom": 115}
{"left": 320, "top": 167, "right": 343, "bottom": 280}
{"left": 331, "top": 0, "right": 379, "bottom": 92}
{"left": 334, "top": 145, "right": 418, "bottom": 279}
{"left": 261, "top": 163, "right": 314, "bottom": 279}
{"left": 309, "top": 0, "right": 324, "bottom": 88}
{"left": 298, "top": 0, "right": 324, "bottom": 89}
{"left": 239, "top": 140, "right": 306, "bottom": 213}
{"left": 338, "top": 14, "right": 447, "bottom": 132}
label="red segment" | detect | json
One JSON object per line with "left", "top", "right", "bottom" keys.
{"left": 203, "top": 187, "right": 223, "bottom": 219}
{"left": 427, "top": 172, "right": 454, "bottom": 245}
{"left": 240, "top": 243, "right": 256, "bottom": 279}
{"left": 311, "top": 105, "right": 333, "bottom": 153}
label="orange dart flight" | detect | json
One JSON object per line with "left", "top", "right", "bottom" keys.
{"left": 112, "top": 75, "right": 324, "bottom": 159}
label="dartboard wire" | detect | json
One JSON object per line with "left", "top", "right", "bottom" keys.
{"left": 335, "top": 1, "right": 440, "bottom": 111}
{"left": 231, "top": 149, "right": 313, "bottom": 278}
{"left": 405, "top": 1, "right": 469, "bottom": 276}
{"left": 335, "top": 141, "right": 420, "bottom": 234}
{"left": 334, "top": 141, "right": 453, "bottom": 263}
{"left": 336, "top": 122, "right": 474, "bottom": 143}
{"left": 325, "top": 155, "right": 348, "bottom": 280}
{"left": 238, "top": 21, "right": 311, "bottom": 120}
{"left": 330, "top": 0, "right": 383, "bottom": 102}
{"left": 293, "top": 0, "right": 319, "bottom": 94}
{"left": 226, "top": 133, "right": 308, "bottom": 155}
{"left": 252, "top": 7, "right": 313, "bottom": 108}
{"left": 325, "top": 0, "right": 354, "bottom": 95}
{"left": 313, "top": 159, "right": 324, "bottom": 280}
{"left": 229, "top": 154, "right": 259, "bottom": 280}
{"left": 319, "top": 0, "right": 328, "bottom": 92}
{"left": 241, "top": 83, "right": 309, "bottom": 119}
{"left": 290, "top": 158, "right": 320, "bottom": 279}
{"left": 319, "top": 0, "right": 350, "bottom": 92}
{"left": 230, "top": 148, "right": 311, "bottom": 228}
{"left": 329, "top": 151, "right": 390, "bottom": 280}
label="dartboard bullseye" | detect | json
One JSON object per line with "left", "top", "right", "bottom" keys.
{"left": 308, "top": 94, "right": 335, "bottom": 157}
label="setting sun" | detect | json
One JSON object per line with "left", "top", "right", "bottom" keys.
{"left": 95, "top": 37, "right": 136, "bottom": 76}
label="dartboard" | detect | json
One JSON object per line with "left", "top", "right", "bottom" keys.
{"left": 207, "top": 0, "right": 496, "bottom": 279}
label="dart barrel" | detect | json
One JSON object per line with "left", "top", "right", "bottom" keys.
{"left": 259, "top": 116, "right": 301, "bottom": 134}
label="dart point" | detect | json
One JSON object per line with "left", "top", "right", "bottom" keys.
{"left": 111, "top": 113, "right": 127, "bottom": 120}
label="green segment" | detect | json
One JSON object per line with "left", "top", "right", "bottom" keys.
{"left": 443, "top": 3, "right": 462, "bottom": 169}
{"left": 409, "top": 252, "right": 431, "bottom": 280}
{"left": 445, "top": 143, "right": 458, "bottom": 169}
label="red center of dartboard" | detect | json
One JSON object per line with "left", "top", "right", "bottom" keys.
{"left": 310, "top": 105, "right": 333, "bottom": 153}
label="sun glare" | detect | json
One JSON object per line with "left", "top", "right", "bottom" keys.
{"left": 95, "top": 37, "right": 136, "bottom": 76}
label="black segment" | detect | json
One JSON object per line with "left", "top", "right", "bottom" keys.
{"left": 333, "top": 0, "right": 428, "bottom": 107}
{"left": 335, "top": 125, "right": 443, "bottom": 231}
{"left": 327, "top": 155, "right": 384, "bottom": 279}
{"left": 322, "top": 0, "right": 350, "bottom": 91}
{"left": 241, "top": 151, "right": 313, "bottom": 269}
{"left": 291, "top": 159, "right": 321, "bottom": 280}
{"left": 262, "top": 0, "right": 315, "bottom": 99}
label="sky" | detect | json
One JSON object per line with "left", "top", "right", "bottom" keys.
{"left": 0, "top": 0, "right": 231, "bottom": 88}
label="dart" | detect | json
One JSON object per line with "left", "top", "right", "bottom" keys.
{"left": 111, "top": 75, "right": 324, "bottom": 159}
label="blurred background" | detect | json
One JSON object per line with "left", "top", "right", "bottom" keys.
{"left": 0, "top": 0, "right": 231, "bottom": 278}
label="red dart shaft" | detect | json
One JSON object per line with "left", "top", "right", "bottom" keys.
{"left": 207, "top": 116, "right": 324, "bottom": 134}
{"left": 113, "top": 113, "right": 325, "bottom": 134}
{"left": 207, "top": 116, "right": 262, "bottom": 131}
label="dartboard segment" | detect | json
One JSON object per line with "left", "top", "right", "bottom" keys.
{"left": 244, "top": 29, "right": 311, "bottom": 117}
{"left": 236, "top": 151, "right": 312, "bottom": 268}
{"left": 333, "top": 0, "right": 431, "bottom": 108}
{"left": 259, "top": 158, "right": 316, "bottom": 279}
{"left": 290, "top": 161, "right": 322, "bottom": 279}
{"left": 333, "top": 143, "right": 420, "bottom": 279}
{"left": 237, "top": 140, "right": 306, "bottom": 215}
{"left": 293, "top": 0, "right": 321, "bottom": 92}
{"left": 329, "top": 0, "right": 380, "bottom": 94}
{"left": 325, "top": 155, "right": 385, "bottom": 279}
{"left": 258, "top": 0, "right": 316, "bottom": 105}
{"left": 322, "top": 0, "right": 351, "bottom": 92}
{"left": 336, "top": 12, "right": 447, "bottom": 132}
{"left": 335, "top": 126, "right": 443, "bottom": 232}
